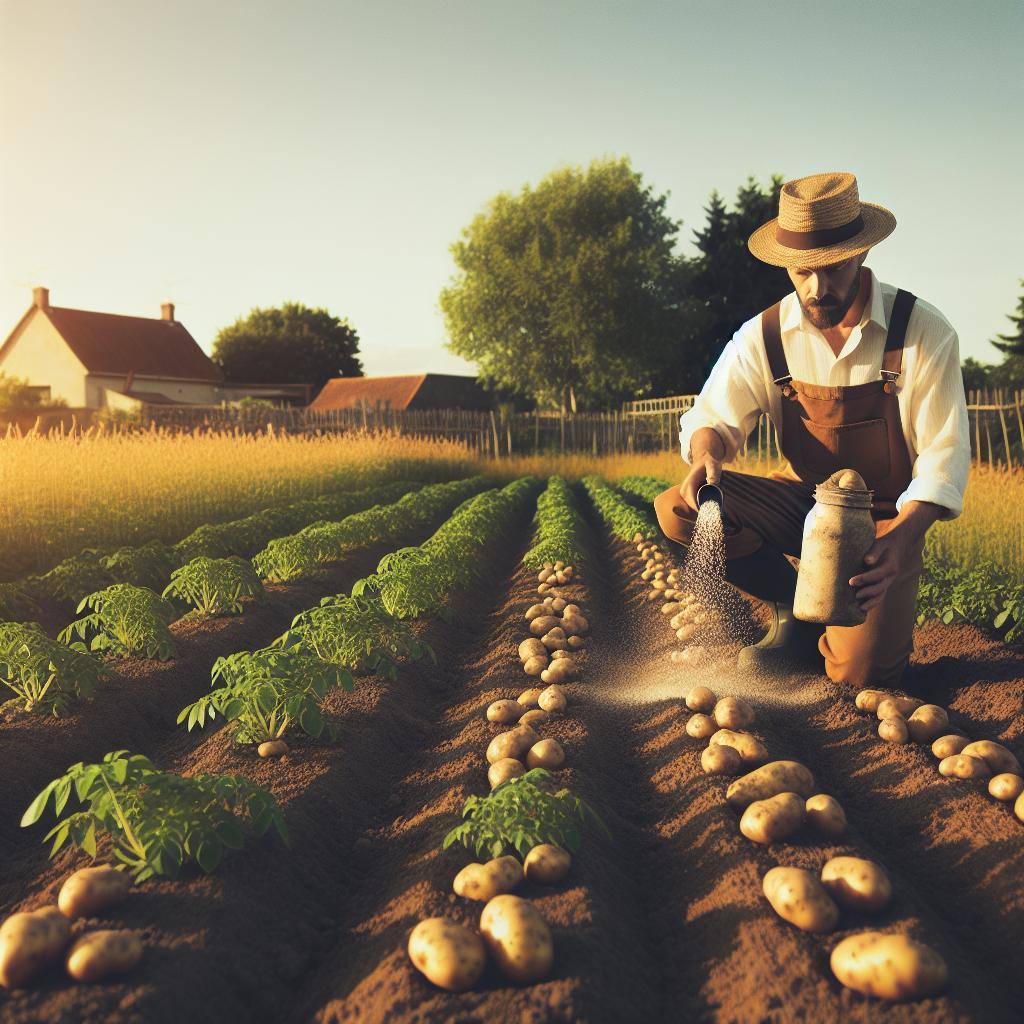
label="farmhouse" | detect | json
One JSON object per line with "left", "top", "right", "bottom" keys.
{"left": 311, "top": 373, "right": 493, "bottom": 411}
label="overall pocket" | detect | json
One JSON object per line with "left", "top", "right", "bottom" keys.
{"left": 796, "top": 416, "right": 891, "bottom": 484}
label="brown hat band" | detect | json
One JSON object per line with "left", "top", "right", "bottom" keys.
{"left": 774, "top": 213, "right": 865, "bottom": 250}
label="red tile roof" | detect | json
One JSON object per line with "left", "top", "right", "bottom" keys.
{"left": 311, "top": 374, "right": 428, "bottom": 410}
{"left": 30, "top": 306, "right": 222, "bottom": 381}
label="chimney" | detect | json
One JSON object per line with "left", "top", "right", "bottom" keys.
{"left": 160, "top": 302, "right": 175, "bottom": 322}
{"left": 33, "top": 286, "right": 49, "bottom": 309}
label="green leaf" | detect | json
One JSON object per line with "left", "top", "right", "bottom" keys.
{"left": 196, "top": 840, "right": 223, "bottom": 873}
{"left": 21, "top": 779, "right": 60, "bottom": 827}
{"left": 299, "top": 704, "right": 324, "bottom": 737}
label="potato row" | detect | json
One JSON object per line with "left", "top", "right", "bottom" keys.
{"left": 856, "top": 688, "right": 1024, "bottom": 822}
{"left": 680, "top": 683, "right": 948, "bottom": 1001}
{"left": 0, "top": 866, "right": 142, "bottom": 989}
{"left": 407, "top": 559, "right": 587, "bottom": 992}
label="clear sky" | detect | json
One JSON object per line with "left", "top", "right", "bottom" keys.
{"left": 1, "top": 0, "right": 1021, "bottom": 378}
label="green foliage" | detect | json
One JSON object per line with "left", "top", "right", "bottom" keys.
{"left": 60, "top": 584, "right": 178, "bottom": 660}
{"left": 254, "top": 477, "right": 488, "bottom": 582}
{"left": 917, "top": 555, "right": 1024, "bottom": 643}
{"left": 0, "top": 581, "right": 43, "bottom": 622}
{"left": 522, "top": 476, "right": 586, "bottom": 570}
{"left": 615, "top": 475, "right": 668, "bottom": 504}
{"left": 0, "top": 621, "right": 113, "bottom": 715}
{"left": 356, "top": 478, "right": 538, "bottom": 619}
{"left": 212, "top": 301, "right": 363, "bottom": 393}
{"left": 441, "top": 156, "right": 692, "bottom": 410}
{"left": 21, "top": 750, "right": 288, "bottom": 881}
{"left": 178, "top": 637, "right": 352, "bottom": 743}
{"left": 40, "top": 549, "right": 115, "bottom": 605}
{"left": 163, "top": 556, "right": 266, "bottom": 616}
{"left": 0, "top": 372, "right": 47, "bottom": 414}
{"left": 442, "top": 768, "right": 609, "bottom": 859}
{"left": 582, "top": 475, "right": 656, "bottom": 541}
{"left": 103, "top": 540, "right": 176, "bottom": 592}
{"left": 991, "top": 278, "right": 1024, "bottom": 359}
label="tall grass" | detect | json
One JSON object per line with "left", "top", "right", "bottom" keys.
{"left": 0, "top": 427, "right": 474, "bottom": 581}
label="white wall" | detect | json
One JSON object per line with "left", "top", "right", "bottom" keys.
{"left": 89, "top": 374, "right": 220, "bottom": 407}
{"left": 0, "top": 310, "right": 88, "bottom": 405}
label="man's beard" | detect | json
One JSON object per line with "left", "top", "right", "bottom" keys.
{"left": 801, "top": 270, "right": 861, "bottom": 329}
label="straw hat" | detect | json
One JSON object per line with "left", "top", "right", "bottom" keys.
{"left": 747, "top": 172, "right": 896, "bottom": 269}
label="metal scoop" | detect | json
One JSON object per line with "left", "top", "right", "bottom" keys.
{"left": 696, "top": 482, "right": 724, "bottom": 512}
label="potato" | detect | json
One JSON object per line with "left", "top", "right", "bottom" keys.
{"left": 566, "top": 635, "right": 585, "bottom": 650}
{"left": 676, "top": 625, "right": 696, "bottom": 643}
{"left": 479, "top": 895, "right": 553, "bottom": 983}
{"left": 686, "top": 713, "right": 717, "bottom": 739}
{"left": 518, "top": 688, "right": 544, "bottom": 707}
{"left": 537, "top": 568, "right": 551, "bottom": 583}
{"left": 454, "top": 856, "right": 523, "bottom": 900}
{"left": 0, "top": 906, "right": 70, "bottom": 988}
{"left": 538, "top": 685, "right": 567, "bottom": 713}
{"left": 489, "top": 758, "right": 526, "bottom": 789}
{"left": 523, "top": 844, "right": 571, "bottom": 884}
{"left": 550, "top": 649, "right": 570, "bottom": 661}
{"left": 541, "top": 627, "right": 568, "bottom": 651}
{"left": 1016, "top": 790, "right": 1024, "bottom": 823}
{"left": 685, "top": 685, "right": 717, "bottom": 713}
{"left": 257, "top": 739, "right": 289, "bottom": 758}
{"left": 526, "top": 738, "right": 565, "bottom": 770}
{"left": 529, "top": 615, "right": 561, "bottom": 637}
{"left": 876, "top": 695, "right": 922, "bottom": 720}
{"left": 726, "top": 761, "right": 816, "bottom": 808}
{"left": 740, "top": 792, "right": 805, "bottom": 844}
{"left": 486, "top": 726, "right": 538, "bottom": 764}
{"left": 709, "top": 729, "right": 768, "bottom": 766}
{"left": 855, "top": 688, "right": 892, "bottom": 713}
{"left": 562, "top": 604, "right": 581, "bottom": 617}
{"left": 931, "top": 734, "right": 968, "bottom": 759}
{"left": 713, "top": 696, "right": 755, "bottom": 730}
{"left": 66, "top": 930, "right": 142, "bottom": 984}
{"left": 488, "top": 699, "right": 525, "bottom": 725}
{"left": 519, "top": 709, "right": 549, "bottom": 729}
{"left": 518, "top": 638, "right": 547, "bottom": 662}
{"left": 561, "top": 614, "right": 589, "bottom": 636}
{"left": 989, "top": 773, "right": 1024, "bottom": 802}
{"left": 661, "top": 601, "right": 681, "bottom": 615}
{"left": 549, "top": 597, "right": 567, "bottom": 613}
{"left": 701, "top": 743, "right": 742, "bottom": 776}
{"left": 523, "top": 654, "right": 549, "bottom": 677}
{"left": 524, "top": 603, "right": 548, "bottom": 622}
{"left": 762, "top": 867, "right": 839, "bottom": 933}
{"left": 960, "top": 740, "right": 1021, "bottom": 775}
{"left": 878, "top": 716, "right": 909, "bottom": 744}
{"left": 820, "top": 856, "right": 891, "bottom": 913}
{"left": 906, "top": 704, "right": 949, "bottom": 744}
{"left": 408, "top": 917, "right": 486, "bottom": 991}
{"left": 830, "top": 932, "right": 946, "bottom": 1000}
{"left": 58, "top": 866, "right": 131, "bottom": 921}
{"left": 540, "top": 660, "right": 575, "bottom": 686}
{"left": 938, "top": 753, "right": 991, "bottom": 779}
{"left": 805, "top": 794, "right": 847, "bottom": 838}
{"left": 652, "top": 579, "right": 668, "bottom": 592}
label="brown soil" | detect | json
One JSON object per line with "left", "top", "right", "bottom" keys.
{"left": 0, "top": 494, "right": 1020, "bottom": 1024}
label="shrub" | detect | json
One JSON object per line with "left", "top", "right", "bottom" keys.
{"left": 163, "top": 556, "right": 266, "bottom": 616}
{"left": 59, "top": 584, "right": 178, "bottom": 660}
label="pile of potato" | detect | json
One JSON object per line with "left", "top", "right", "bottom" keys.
{"left": 521, "top": 596, "right": 588, "bottom": 686}
{"left": 484, "top": 685, "right": 569, "bottom": 788}
{"left": 856, "top": 688, "right": 1024, "bottom": 822}
{"left": 0, "top": 866, "right": 142, "bottom": 989}
{"left": 537, "top": 560, "right": 574, "bottom": 593}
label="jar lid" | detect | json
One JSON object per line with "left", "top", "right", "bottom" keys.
{"left": 814, "top": 468, "right": 873, "bottom": 509}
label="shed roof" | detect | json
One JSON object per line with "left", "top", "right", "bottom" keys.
{"left": 310, "top": 373, "right": 490, "bottom": 411}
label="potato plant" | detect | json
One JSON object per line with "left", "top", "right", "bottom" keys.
{"left": 443, "top": 768, "right": 608, "bottom": 858}
{"left": 59, "top": 584, "right": 178, "bottom": 661}
{"left": 0, "top": 580, "right": 42, "bottom": 623}
{"left": 522, "top": 475, "right": 586, "bottom": 571}
{"left": 0, "top": 621, "right": 112, "bottom": 715}
{"left": 21, "top": 750, "right": 288, "bottom": 881}
{"left": 582, "top": 475, "right": 656, "bottom": 541}
{"left": 177, "top": 638, "right": 352, "bottom": 743}
{"left": 917, "top": 557, "right": 1024, "bottom": 642}
{"left": 163, "top": 556, "right": 266, "bottom": 616}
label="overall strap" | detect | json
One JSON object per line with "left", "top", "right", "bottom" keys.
{"left": 761, "top": 301, "right": 791, "bottom": 393}
{"left": 882, "top": 288, "right": 916, "bottom": 389}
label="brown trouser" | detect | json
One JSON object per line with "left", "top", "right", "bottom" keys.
{"left": 653, "top": 470, "right": 925, "bottom": 688}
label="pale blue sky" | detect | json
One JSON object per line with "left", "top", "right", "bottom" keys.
{"left": 1, "top": 0, "right": 1021, "bottom": 378}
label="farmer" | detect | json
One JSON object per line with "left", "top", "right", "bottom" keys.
{"left": 654, "top": 171, "right": 970, "bottom": 687}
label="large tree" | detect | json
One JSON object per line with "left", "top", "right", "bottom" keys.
{"left": 212, "top": 301, "right": 363, "bottom": 393}
{"left": 440, "top": 157, "right": 691, "bottom": 411}
{"left": 650, "top": 175, "right": 792, "bottom": 395}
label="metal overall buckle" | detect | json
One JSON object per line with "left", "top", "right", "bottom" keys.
{"left": 773, "top": 374, "right": 795, "bottom": 398}
{"left": 880, "top": 369, "right": 900, "bottom": 394}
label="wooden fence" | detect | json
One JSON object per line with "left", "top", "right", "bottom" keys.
{"left": 121, "top": 388, "right": 1024, "bottom": 467}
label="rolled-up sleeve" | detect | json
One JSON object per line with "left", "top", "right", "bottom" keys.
{"left": 897, "top": 327, "right": 970, "bottom": 519}
{"left": 678, "top": 321, "right": 769, "bottom": 464}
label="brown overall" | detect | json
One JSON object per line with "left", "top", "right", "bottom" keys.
{"left": 654, "top": 289, "right": 924, "bottom": 688}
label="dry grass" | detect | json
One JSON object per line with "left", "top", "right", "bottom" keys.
{"left": 0, "top": 427, "right": 473, "bottom": 580}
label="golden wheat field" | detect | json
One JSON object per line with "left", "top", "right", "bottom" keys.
{"left": 0, "top": 427, "right": 1020, "bottom": 581}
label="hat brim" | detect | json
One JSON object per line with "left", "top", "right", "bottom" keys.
{"left": 747, "top": 202, "right": 896, "bottom": 269}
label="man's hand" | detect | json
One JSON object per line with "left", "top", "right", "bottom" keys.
{"left": 849, "top": 501, "right": 943, "bottom": 612}
{"left": 678, "top": 427, "right": 725, "bottom": 513}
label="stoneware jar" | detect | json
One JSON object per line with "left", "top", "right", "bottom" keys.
{"left": 793, "top": 469, "right": 876, "bottom": 626}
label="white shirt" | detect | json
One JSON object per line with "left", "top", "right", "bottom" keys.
{"left": 678, "top": 267, "right": 970, "bottom": 519}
